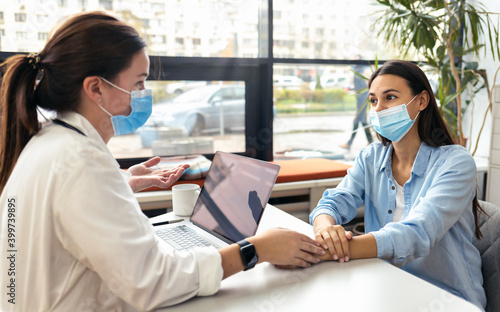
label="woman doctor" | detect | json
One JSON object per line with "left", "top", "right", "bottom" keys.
{"left": 0, "top": 12, "right": 325, "bottom": 311}
{"left": 310, "top": 60, "right": 486, "bottom": 310}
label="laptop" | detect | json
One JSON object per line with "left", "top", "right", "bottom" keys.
{"left": 154, "top": 151, "right": 280, "bottom": 252}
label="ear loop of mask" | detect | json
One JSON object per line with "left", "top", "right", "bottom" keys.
{"left": 96, "top": 76, "right": 131, "bottom": 117}
{"left": 100, "top": 77, "right": 131, "bottom": 95}
{"left": 97, "top": 98, "right": 113, "bottom": 118}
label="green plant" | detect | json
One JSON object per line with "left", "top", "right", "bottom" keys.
{"left": 323, "top": 89, "right": 347, "bottom": 103}
{"left": 373, "top": 0, "right": 500, "bottom": 149}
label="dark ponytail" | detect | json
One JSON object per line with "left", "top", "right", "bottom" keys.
{"left": 0, "top": 54, "right": 41, "bottom": 192}
{"left": 0, "top": 11, "right": 146, "bottom": 193}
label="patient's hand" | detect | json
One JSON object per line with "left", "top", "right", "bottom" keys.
{"left": 128, "top": 157, "right": 190, "bottom": 192}
{"left": 316, "top": 234, "right": 351, "bottom": 262}
{"left": 313, "top": 214, "right": 353, "bottom": 263}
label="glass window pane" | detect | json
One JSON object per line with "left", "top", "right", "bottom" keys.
{"left": 273, "top": 0, "right": 400, "bottom": 60}
{"left": 107, "top": 81, "right": 246, "bottom": 158}
{"left": 273, "top": 63, "right": 375, "bottom": 160}
{"left": 1, "top": 1, "right": 260, "bottom": 58}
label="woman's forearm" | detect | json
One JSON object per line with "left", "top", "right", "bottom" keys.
{"left": 349, "top": 233, "right": 377, "bottom": 259}
{"left": 318, "top": 233, "right": 377, "bottom": 261}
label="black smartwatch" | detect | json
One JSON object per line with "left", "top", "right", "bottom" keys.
{"left": 237, "top": 240, "right": 258, "bottom": 271}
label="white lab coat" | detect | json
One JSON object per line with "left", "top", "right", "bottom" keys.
{"left": 0, "top": 112, "right": 222, "bottom": 311}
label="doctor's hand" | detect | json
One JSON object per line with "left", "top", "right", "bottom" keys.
{"left": 128, "top": 157, "right": 190, "bottom": 193}
{"left": 248, "top": 228, "right": 325, "bottom": 268}
{"left": 313, "top": 214, "right": 353, "bottom": 263}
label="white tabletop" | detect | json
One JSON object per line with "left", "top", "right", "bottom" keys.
{"left": 151, "top": 205, "right": 481, "bottom": 312}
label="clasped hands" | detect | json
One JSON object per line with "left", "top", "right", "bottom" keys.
{"left": 128, "top": 157, "right": 190, "bottom": 193}
{"left": 314, "top": 221, "right": 353, "bottom": 263}
{"left": 275, "top": 214, "right": 353, "bottom": 269}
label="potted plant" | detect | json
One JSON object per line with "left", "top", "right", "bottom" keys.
{"left": 372, "top": 0, "right": 500, "bottom": 151}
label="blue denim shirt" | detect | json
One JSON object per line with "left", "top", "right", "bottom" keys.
{"left": 310, "top": 142, "right": 486, "bottom": 310}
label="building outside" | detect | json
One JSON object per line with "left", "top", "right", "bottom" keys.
{"left": 0, "top": 0, "right": 394, "bottom": 63}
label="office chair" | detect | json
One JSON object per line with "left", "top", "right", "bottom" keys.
{"left": 475, "top": 200, "right": 500, "bottom": 312}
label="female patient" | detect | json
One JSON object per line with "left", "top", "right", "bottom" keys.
{"left": 0, "top": 12, "right": 324, "bottom": 311}
{"left": 310, "top": 60, "right": 486, "bottom": 309}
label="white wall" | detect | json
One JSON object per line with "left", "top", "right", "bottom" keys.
{"left": 474, "top": 0, "right": 500, "bottom": 204}
{"left": 462, "top": 0, "right": 500, "bottom": 160}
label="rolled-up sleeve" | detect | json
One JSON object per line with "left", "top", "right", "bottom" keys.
{"left": 195, "top": 247, "right": 223, "bottom": 296}
{"left": 371, "top": 230, "right": 393, "bottom": 260}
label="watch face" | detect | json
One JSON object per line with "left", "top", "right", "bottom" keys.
{"left": 240, "top": 241, "right": 258, "bottom": 270}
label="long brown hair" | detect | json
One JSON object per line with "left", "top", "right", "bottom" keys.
{"left": 0, "top": 12, "right": 146, "bottom": 193}
{"left": 368, "top": 60, "right": 485, "bottom": 239}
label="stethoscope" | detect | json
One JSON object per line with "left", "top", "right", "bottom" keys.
{"left": 52, "top": 119, "right": 85, "bottom": 136}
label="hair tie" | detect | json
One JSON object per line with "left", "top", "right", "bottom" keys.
{"left": 27, "top": 53, "right": 43, "bottom": 72}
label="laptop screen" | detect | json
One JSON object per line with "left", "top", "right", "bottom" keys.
{"left": 190, "top": 152, "right": 280, "bottom": 243}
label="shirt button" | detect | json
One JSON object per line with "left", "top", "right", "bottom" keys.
{"left": 388, "top": 210, "right": 393, "bottom": 214}
{"left": 391, "top": 186, "right": 395, "bottom": 190}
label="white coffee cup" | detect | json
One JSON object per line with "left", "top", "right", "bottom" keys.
{"left": 172, "top": 184, "right": 201, "bottom": 216}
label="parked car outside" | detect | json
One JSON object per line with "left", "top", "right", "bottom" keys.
{"left": 310, "top": 74, "right": 353, "bottom": 91}
{"left": 273, "top": 75, "right": 305, "bottom": 90}
{"left": 166, "top": 80, "right": 208, "bottom": 95}
{"left": 146, "top": 84, "right": 246, "bottom": 136}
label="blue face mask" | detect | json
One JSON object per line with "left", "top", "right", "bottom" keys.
{"left": 370, "top": 94, "right": 420, "bottom": 143}
{"left": 98, "top": 77, "right": 153, "bottom": 136}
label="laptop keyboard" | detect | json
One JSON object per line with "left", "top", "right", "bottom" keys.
{"left": 155, "top": 225, "right": 216, "bottom": 251}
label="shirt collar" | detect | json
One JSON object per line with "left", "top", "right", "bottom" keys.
{"left": 380, "top": 143, "right": 393, "bottom": 173}
{"left": 54, "top": 111, "right": 119, "bottom": 168}
{"left": 412, "top": 142, "right": 432, "bottom": 177}
{"left": 54, "top": 111, "right": 106, "bottom": 147}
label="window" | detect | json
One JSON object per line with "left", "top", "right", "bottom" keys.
{"left": 37, "top": 14, "right": 48, "bottom": 23}
{"left": 243, "top": 38, "right": 256, "bottom": 46}
{"left": 151, "top": 2, "right": 165, "bottom": 11}
{"left": 175, "top": 21, "right": 183, "bottom": 32}
{"left": 15, "top": 13, "right": 27, "bottom": 22}
{"left": 16, "top": 31, "right": 27, "bottom": 40}
{"left": 78, "top": 0, "right": 87, "bottom": 10}
{"left": 0, "top": 0, "right": 402, "bottom": 163}
{"left": 38, "top": 32, "right": 48, "bottom": 41}
{"left": 98, "top": 0, "right": 112, "bottom": 10}
{"left": 148, "top": 35, "right": 166, "bottom": 45}
{"left": 117, "top": 80, "right": 247, "bottom": 158}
